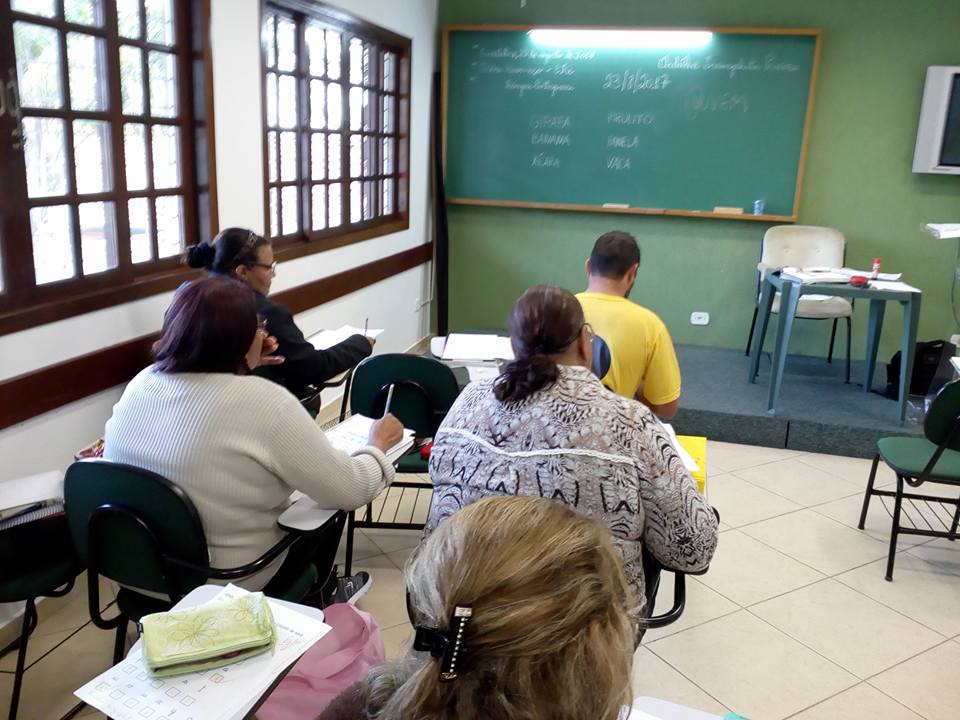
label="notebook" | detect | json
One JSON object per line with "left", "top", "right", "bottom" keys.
{"left": 325, "top": 414, "right": 415, "bottom": 463}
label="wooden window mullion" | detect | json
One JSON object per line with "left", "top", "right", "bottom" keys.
{"left": 338, "top": 31, "right": 348, "bottom": 227}
{"left": 102, "top": 0, "right": 132, "bottom": 276}
{"left": 55, "top": 22, "right": 84, "bottom": 279}
{"left": 175, "top": 0, "right": 198, "bottom": 248}
{"left": 295, "top": 12, "right": 308, "bottom": 238}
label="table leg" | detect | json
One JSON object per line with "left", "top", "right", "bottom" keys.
{"left": 896, "top": 294, "right": 922, "bottom": 426}
{"left": 767, "top": 281, "right": 799, "bottom": 414}
{"left": 863, "top": 299, "right": 886, "bottom": 392}
{"left": 748, "top": 277, "right": 775, "bottom": 383}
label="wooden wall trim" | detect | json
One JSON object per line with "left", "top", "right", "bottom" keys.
{"left": 0, "top": 243, "right": 432, "bottom": 431}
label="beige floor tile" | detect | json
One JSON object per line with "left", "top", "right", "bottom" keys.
{"left": 797, "top": 452, "right": 897, "bottom": 488}
{"left": 717, "top": 521, "right": 733, "bottom": 532}
{"left": 386, "top": 547, "right": 415, "bottom": 571}
{"left": 648, "top": 611, "right": 857, "bottom": 720}
{"left": 630, "top": 647, "right": 728, "bottom": 716}
{"left": 362, "top": 527, "right": 424, "bottom": 555}
{"left": 751, "top": 579, "right": 944, "bottom": 678}
{"left": 869, "top": 641, "right": 960, "bottom": 720}
{"left": 740, "top": 509, "right": 890, "bottom": 576}
{"left": 735, "top": 458, "right": 863, "bottom": 507}
{"left": 354, "top": 555, "right": 410, "bottom": 630}
{"left": 708, "top": 441, "right": 804, "bottom": 473}
{"left": 836, "top": 553, "right": 960, "bottom": 637}
{"left": 708, "top": 473, "right": 803, "bottom": 528}
{"left": 789, "top": 682, "right": 923, "bottom": 720}
{"left": 695, "top": 530, "right": 825, "bottom": 607}
{"left": 380, "top": 622, "right": 413, "bottom": 662}
{"left": 906, "top": 537, "right": 960, "bottom": 576}
{"left": 810, "top": 493, "right": 930, "bottom": 549}
{"left": 335, "top": 528, "right": 384, "bottom": 567}
{"left": 0, "top": 625, "right": 78, "bottom": 673}
{"left": 642, "top": 577, "right": 740, "bottom": 642}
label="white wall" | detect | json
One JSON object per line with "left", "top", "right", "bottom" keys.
{"left": 0, "top": 0, "right": 439, "bottom": 483}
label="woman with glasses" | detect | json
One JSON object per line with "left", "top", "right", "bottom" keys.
{"left": 187, "top": 228, "right": 374, "bottom": 402}
{"left": 424, "top": 285, "right": 718, "bottom": 631}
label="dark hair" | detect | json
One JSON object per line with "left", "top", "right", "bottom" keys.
{"left": 494, "top": 285, "right": 584, "bottom": 404}
{"left": 153, "top": 276, "right": 258, "bottom": 374}
{"left": 186, "top": 227, "right": 270, "bottom": 275}
{"left": 589, "top": 231, "right": 640, "bottom": 279}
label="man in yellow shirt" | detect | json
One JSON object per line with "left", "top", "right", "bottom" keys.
{"left": 576, "top": 231, "right": 681, "bottom": 419}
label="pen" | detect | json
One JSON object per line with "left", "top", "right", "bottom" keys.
{"left": 364, "top": 317, "right": 369, "bottom": 335}
{"left": 384, "top": 383, "right": 395, "bottom": 415}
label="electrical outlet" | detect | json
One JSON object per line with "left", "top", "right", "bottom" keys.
{"left": 690, "top": 311, "right": 710, "bottom": 326}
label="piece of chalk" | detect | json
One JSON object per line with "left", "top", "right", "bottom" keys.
{"left": 602, "top": 202, "right": 630, "bottom": 208}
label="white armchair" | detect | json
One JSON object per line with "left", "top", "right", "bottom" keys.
{"left": 745, "top": 225, "right": 852, "bottom": 382}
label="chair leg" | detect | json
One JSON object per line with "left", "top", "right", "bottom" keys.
{"left": 113, "top": 620, "right": 128, "bottom": 664}
{"left": 745, "top": 306, "right": 759, "bottom": 357}
{"left": 858, "top": 454, "right": 881, "bottom": 529}
{"left": 8, "top": 598, "right": 38, "bottom": 720}
{"left": 950, "top": 495, "right": 960, "bottom": 538}
{"left": 885, "top": 475, "right": 905, "bottom": 581}
{"left": 827, "top": 318, "right": 838, "bottom": 363}
{"left": 344, "top": 510, "right": 356, "bottom": 576}
{"left": 845, "top": 316, "right": 852, "bottom": 384}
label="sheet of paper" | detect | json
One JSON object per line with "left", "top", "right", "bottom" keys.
{"left": 307, "top": 325, "right": 384, "bottom": 350}
{"left": 836, "top": 267, "right": 902, "bottom": 281}
{"left": 0, "top": 470, "right": 64, "bottom": 512}
{"left": 868, "top": 280, "right": 922, "bottom": 293}
{"left": 950, "top": 356, "right": 960, "bottom": 374}
{"left": 325, "top": 414, "right": 415, "bottom": 462}
{"left": 441, "top": 333, "right": 515, "bottom": 361}
{"left": 659, "top": 424, "right": 700, "bottom": 473}
{"left": 466, "top": 365, "right": 502, "bottom": 383}
{"left": 75, "top": 585, "right": 331, "bottom": 720}
{"left": 925, "top": 223, "right": 960, "bottom": 239}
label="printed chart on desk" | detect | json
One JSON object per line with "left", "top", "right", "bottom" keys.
{"left": 75, "top": 585, "right": 330, "bottom": 720}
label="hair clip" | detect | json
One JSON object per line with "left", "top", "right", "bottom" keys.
{"left": 413, "top": 605, "right": 473, "bottom": 683}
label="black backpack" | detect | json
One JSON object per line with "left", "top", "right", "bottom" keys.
{"left": 885, "top": 340, "right": 956, "bottom": 398}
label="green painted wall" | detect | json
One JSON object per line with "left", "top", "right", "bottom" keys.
{"left": 440, "top": 0, "right": 960, "bottom": 359}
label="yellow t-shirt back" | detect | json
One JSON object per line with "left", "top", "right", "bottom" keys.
{"left": 576, "top": 292, "right": 681, "bottom": 404}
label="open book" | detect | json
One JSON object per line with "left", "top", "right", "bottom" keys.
{"left": 325, "top": 414, "right": 415, "bottom": 464}
{"left": 307, "top": 325, "right": 384, "bottom": 351}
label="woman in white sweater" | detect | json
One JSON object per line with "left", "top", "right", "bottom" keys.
{"left": 104, "top": 276, "right": 402, "bottom": 596}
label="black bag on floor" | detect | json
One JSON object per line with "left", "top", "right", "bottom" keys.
{"left": 884, "top": 340, "right": 956, "bottom": 398}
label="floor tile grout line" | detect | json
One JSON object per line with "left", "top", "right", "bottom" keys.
{"left": 642, "top": 605, "right": 742, "bottom": 644}
{"left": 726, "top": 467, "right": 866, "bottom": 508}
{"left": 641, "top": 645, "right": 732, "bottom": 715}
{"left": 861, "top": 681, "right": 934, "bottom": 720}
{"left": 860, "top": 637, "right": 956, "bottom": 684}
{"left": 781, "top": 680, "right": 930, "bottom": 720}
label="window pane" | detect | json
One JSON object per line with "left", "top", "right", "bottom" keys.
{"left": 152, "top": 125, "right": 181, "bottom": 188}
{"left": 14, "top": 22, "right": 63, "bottom": 109}
{"left": 267, "top": 130, "right": 278, "bottom": 182}
{"left": 328, "top": 183, "right": 341, "bottom": 227}
{"left": 381, "top": 136, "right": 393, "bottom": 175}
{"left": 382, "top": 178, "right": 394, "bottom": 214}
{"left": 326, "top": 31, "right": 341, "bottom": 80}
{"left": 363, "top": 180, "right": 374, "bottom": 220}
{"left": 327, "top": 133, "right": 341, "bottom": 179}
{"left": 31, "top": 205, "right": 75, "bottom": 284}
{"left": 382, "top": 94, "right": 394, "bottom": 133}
{"left": 262, "top": 14, "right": 276, "bottom": 68}
{"left": 349, "top": 86, "right": 361, "bottom": 131}
{"left": 156, "top": 195, "right": 183, "bottom": 258}
{"left": 116, "top": 0, "right": 141, "bottom": 39}
{"left": 310, "top": 80, "right": 326, "bottom": 129}
{"left": 129, "top": 197, "right": 153, "bottom": 263}
{"left": 269, "top": 187, "right": 279, "bottom": 237}
{"left": 348, "top": 38, "right": 369, "bottom": 85}
{"left": 277, "top": 17, "right": 296, "bottom": 72}
{"left": 124, "top": 123, "right": 148, "bottom": 190}
{"left": 145, "top": 0, "right": 175, "bottom": 46}
{"left": 310, "top": 133, "right": 325, "bottom": 180}
{"left": 382, "top": 51, "right": 395, "bottom": 92}
{"left": 79, "top": 201, "right": 118, "bottom": 274}
{"left": 195, "top": 127, "right": 208, "bottom": 185}
{"left": 266, "top": 72, "right": 278, "bottom": 127}
{"left": 281, "top": 186, "right": 298, "bottom": 235}
{"left": 363, "top": 134, "right": 373, "bottom": 177}
{"left": 306, "top": 23, "right": 325, "bottom": 77}
{"left": 278, "top": 74, "right": 296, "bottom": 128}
{"left": 311, "top": 184, "right": 326, "bottom": 230}
{"left": 349, "top": 180, "right": 361, "bottom": 223}
{"left": 23, "top": 117, "right": 67, "bottom": 197}
{"left": 11, "top": 0, "right": 55, "bottom": 17}
{"left": 120, "top": 45, "right": 145, "bottom": 114}
{"left": 65, "top": 0, "right": 103, "bottom": 26}
{"left": 279, "top": 130, "right": 296, "bottom": 182}
{"left": 349, "top": 133, "right": 360, "bottom": 178}
{"left": 327, "top": 82, "right": 342, "bottom": 128}
{"left": 148, "top": 51, "right": 178, "bottom": 117}
{"left": 74, "top": 119, "right": 112, "bottom": 194}
{"left": 67, "top": 33, "right": 107, "bottom": 111}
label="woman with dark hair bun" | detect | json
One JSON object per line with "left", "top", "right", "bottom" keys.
{"left": 186, "top": 228, "right": 373, "bottom": 402}
{"left": 425, "top": 286, "right": 718, "bottom": 636}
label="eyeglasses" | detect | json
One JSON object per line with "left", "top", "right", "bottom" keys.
{"left": 250, "top": 262, "right": 277, "bottom": 272}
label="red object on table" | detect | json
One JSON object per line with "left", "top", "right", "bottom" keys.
{"left": 849, "top": 275, "right": 869, "bottom": 287}
{"left": 420, "top": 441, "right": 433, "bottom": 460}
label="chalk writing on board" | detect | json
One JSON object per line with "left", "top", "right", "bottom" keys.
{"left": 476, "top": 46, "right": 596, "bottom": 62}
{"left": 532, "top": 153, "right": 560, "bottom": 167}
{"left": 530, "top": 115, "right": 571, "bottom": 129}
{"left": 607, "top": 112, "right": 654, "bottom": 126}
{"left": 608, "top": 136, "right": 641, "bottom": 149}
{"left": 532, "top": 133, "right": 571, "bottom": 146}
{"left": 686, "top": 90, "right": 749, "bottom": 116}
{"left": 505, "top": 79, "right": 576, "bottom": 97}
{"left": 603, "top": 72, "right": 672, "bottom": 92}
{"left": 607, "top": 157, "right": 631, "bottom": 170}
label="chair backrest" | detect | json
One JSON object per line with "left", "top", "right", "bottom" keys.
{"left": 350, "top": 354, "right": 461, "bottom": 437}
{"left": 64, "top": 459, "right": 209, "bottom": 596}
{"left": 924, "top": 380, "right": 960, "bottom": 451}
{"left": 761, "top": 225, "right": 846, "bottom": 269}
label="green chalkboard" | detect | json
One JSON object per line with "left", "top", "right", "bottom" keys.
{"left": 442, "top": 27, "right": 821, "bottom": 221}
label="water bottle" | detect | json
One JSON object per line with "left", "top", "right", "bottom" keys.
{"left": 753, "top": 199, "right": 765, "bottom": 215}
{"left": 871, "top": 257, "right": 881, "bottom": 279}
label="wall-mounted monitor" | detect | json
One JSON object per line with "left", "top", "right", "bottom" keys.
{"left": 913, "top": 66, "right": 960, "bottom": 175}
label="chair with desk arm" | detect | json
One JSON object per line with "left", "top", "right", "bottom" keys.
{"left": 64, "top": 459, "right": 342, "bottom": 663}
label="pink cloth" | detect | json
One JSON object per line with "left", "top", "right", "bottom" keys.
{"left": 257, "top": 603, "right": 385, "bottom": 720}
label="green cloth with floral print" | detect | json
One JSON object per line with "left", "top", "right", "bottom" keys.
{"left": 141, "top": 592, "right": 276, "bottom": 678}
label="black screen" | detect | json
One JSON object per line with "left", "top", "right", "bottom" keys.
{"left": 939, "top": 73, "right": 960, "bottom": 166}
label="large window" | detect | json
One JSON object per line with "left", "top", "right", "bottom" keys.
{"left": 0, "top": 0, "right": 213, "bottom": 331}
{"left": 261, "top": 1, "right": 409, "bottom": 248}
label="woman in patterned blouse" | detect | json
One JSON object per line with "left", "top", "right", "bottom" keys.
{"left": 425, "top": 285, "right": 718, "bottom": 632}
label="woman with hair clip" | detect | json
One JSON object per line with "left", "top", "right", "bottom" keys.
{"left": 186, "top": 228, "right": 374, "bottom": 402}
{"left": 424, "top": 285, "right": 718, "bottom": 631}
{"left": 317, "top": 496, "right": 637, "bottom": 720}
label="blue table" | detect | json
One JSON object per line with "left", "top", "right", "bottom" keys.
{"left": 748, "top": 273, "right": 922, "bottom": 426}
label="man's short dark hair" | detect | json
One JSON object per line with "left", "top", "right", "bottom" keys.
{"left": 589, "top": 231, "right": 640, "bottom": 279}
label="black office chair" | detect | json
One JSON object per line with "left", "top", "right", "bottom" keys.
{"left": 64, "top": 459, "right": 338, "bottom": 662}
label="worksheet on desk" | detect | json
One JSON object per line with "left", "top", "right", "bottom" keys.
{"left": 74, "top": 585, "right": 330, "bottom": 720}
